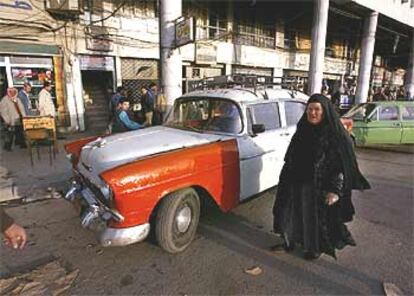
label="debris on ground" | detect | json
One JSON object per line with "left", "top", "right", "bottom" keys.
{"left": 244, "top": 266, "right": 263, "bottom": 276}
{"left": 0, "top": 261, "right": 79, "bottom": 296}
{"left": 383, "top": 282, "right": 403, "bottom": 296}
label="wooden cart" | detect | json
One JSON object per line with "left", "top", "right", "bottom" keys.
{"left": 22, "top": 116, "right": 58, "bottom": 166}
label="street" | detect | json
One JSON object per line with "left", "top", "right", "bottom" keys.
{"left": 1, "top": 148, "right": 413, "bottom": 295}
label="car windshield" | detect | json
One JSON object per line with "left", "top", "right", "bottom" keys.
{"left": 165, "top": 98, "right": 242, "bottom": 134}
{"left": 344, "top": 103, "right": 376, "bottom": 120}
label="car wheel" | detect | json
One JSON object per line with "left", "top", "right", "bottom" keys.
{"left": 155, "top": 188, "right": 200, "bottom": 253}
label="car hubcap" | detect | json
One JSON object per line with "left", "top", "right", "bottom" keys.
{"left": 176, "top": 205, "right": 192, "bottom": 233}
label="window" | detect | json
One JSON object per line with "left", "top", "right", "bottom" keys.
{"left": 165, "top": 98, "right": 242, "bottom": 134}
{"left": 285, "top": 101, "right": 306, "bottom": 126}
{"left": 250, "top": 103, "right": 281, "bottom": 130}
{"left": 378, "top": 106, "right": 399, "bottom": 121}
{"left": 401, "top": 106, "right": 414, "bottom": 120}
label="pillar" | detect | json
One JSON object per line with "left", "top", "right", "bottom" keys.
{"left": 307, "top": 0, "right": 329, "bottom": 95}
{"left": 406, "top": 29, "right": 414, "bottom": 100}
{"left": 160, "top": 0, "right": 182, "bottom": 109}
{"left": 355, "top": 11, "right": 378, "bottom": 104}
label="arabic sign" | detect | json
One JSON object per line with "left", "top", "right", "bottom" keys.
{"left": 0, "top": 0, "right": 32, "bottom": 10}
{"left": 175, "top": 17, "right": 194, "bottom": 48}
{"left": 80, "top": 56, "right": 114, "bottom": 71}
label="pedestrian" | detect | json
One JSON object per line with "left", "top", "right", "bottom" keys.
{"left": 0, "top": 87, "right": 27, "bottom": 151}
{"left": 1, "top": 206, "right": 27, "bottom": 249}
{"left": 271, "top": 94, "right": 370, "bottom": 260}
{"left": 112, "top": 97, "right": 145, "bottom": 133}
{"left": 142, "top": 82, "right": 157, "bottom": 126}
{"left": 154, "top": 87, "right": 167, "bottom": 125}
{"left": 18, "top": 82, "right": 33, "bottom": 115}
{"left": 38, "top": 81, "right": 56, "bottom": 117}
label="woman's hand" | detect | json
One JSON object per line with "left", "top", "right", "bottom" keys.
{"left": 325, "top": 192, "right": 339, "bottom": 206}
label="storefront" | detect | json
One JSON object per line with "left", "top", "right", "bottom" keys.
{"left": 0, "top": 42, "right": 67, "bottom": 125}
{"left": 79, "top": 55, "right": 115, "bottom": 131}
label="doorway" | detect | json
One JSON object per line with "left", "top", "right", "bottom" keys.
{"left": 0, "top": 67, "right": 8, "bottom": 98}
{"left": 81, "top": 70, "right": 113, "bottom": 132}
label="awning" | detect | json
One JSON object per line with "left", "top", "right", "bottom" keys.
{"left": 0, "top": 41, "right": 60, "bottom": 56}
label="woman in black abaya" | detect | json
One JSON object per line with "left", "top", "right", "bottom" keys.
{"left": 272, "top": 94, "right": 370, "bottom": 259}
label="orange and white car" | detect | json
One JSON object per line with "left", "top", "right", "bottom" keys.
{"left": 64, "top": 87, "right": 308, "bottom": 253}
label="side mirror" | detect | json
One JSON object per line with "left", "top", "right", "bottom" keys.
{"left": 252, "top": 124, "right": 265, "bottom": 134}
{"left": 364, "top": 117, "right": 371, "bottom": 123}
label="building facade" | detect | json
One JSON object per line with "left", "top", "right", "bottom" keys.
{"left": 1, "top": 0, "right": 413, "bottom": 132}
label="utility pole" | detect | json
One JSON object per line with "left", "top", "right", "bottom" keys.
{"left": 308, "top": 0, "right": 329, "bottom": 95}
{"left": 159, "top": 0, "right": 182, "bottom": 110}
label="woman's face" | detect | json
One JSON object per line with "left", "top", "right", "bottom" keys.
{"left": 306, "top": 102, "right": 324, "bottom": 125}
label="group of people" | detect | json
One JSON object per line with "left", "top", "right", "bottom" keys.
{"left": 108, "top": 82, "right": 166, "bottom": 134}
{"left": 1, "top": 91, "right": 370, "bottom": 261}
{"left": 0, "top": 81, "right": 56, "bottom": 151}
{"left": 370, "top": 85, "right": 408, "bottom": 102}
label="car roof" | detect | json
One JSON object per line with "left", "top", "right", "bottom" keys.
{"left": 180, "top": 88, "right": 309, "bottom": 104}
{"left": 362, "top": 101, "right": 414, "bottom": 106}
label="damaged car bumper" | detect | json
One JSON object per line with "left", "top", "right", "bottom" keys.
{"left": 65, "top": 180, "right": 150, "bottom": 247}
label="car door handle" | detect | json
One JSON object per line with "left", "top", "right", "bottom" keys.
{"left": 392, "top": 123, "right": 401, "bottom": 126}
{"left": 280, "top": 132, "right": 290, "bottom": 136}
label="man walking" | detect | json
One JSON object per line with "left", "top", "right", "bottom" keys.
{"left": 18, "top": 82, "right": 32, "bottom": 115}
{"left": 143, "top": 82, "right": 157, "bottom": 126}
{"left": 0, "top": 88, "right": 26, "bottom": 151}
{"left": 38, "top": 81, "right": 56, "bottom": 117}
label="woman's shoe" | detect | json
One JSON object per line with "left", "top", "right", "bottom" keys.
{"left": 304, "top": 251, "right": 321, "bottom": 260}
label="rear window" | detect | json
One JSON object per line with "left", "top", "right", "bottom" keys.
{"left": 285, "top": 101, "right": 306, "bottom": 126}
{"left": 250, "top": 103, "right": 281, "bottom": 130}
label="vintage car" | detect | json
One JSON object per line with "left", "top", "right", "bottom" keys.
{"left": 341, "top": 101, "right": 414, "bottom": 146}
{"left": 64, "top": 87, "right": 309, "bottom": 253}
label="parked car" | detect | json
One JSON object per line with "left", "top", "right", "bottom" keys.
{"left": 64, "top": 87, "right": 309, "bottom": 253}
{"left": 341, "top": 101, "right": 414, "bottom": 146}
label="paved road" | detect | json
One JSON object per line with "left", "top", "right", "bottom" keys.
{"left": 1, "top": 149, "right": 413, "bottom": 295}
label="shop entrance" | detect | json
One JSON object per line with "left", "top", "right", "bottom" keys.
{"left": 81, "top": 70, "right": 113, "bottom": 132}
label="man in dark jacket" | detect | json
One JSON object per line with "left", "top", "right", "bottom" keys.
{"left": 142, "top": 82, "right": 157, "bottom": 126}
{"left": 1, "top": 206, "right": 27, "bottom": 249}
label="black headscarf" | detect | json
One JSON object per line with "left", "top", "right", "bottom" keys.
{"left": 285, "top": 94, "right": 370, "bottom": 191}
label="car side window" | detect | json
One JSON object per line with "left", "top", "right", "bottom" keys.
{"left": 401, "top": 106, "right": 414, "bottom": 120}
{"left": 285, "top": 101, "right": 306, "bottom": 126}
{"left": 378, "top": 106, "right": 399, "bottom": 121}
{"left": 250, "top": 103, "right": 281, "bottom": 130}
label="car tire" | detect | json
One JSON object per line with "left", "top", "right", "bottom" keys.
{"left": 155, "top": 188, "right": 200, "bottom": 253}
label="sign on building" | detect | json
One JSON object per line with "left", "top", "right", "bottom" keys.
{"left": 195, "top": 43, "right": 217, "bottom": 65}
{"left": 175, "top": 17, "right": 195, "bottom": 48}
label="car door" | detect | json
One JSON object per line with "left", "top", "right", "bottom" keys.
{"left": 400, "top": 104, "right": 414, "bottom": 144}
{"left": 364, "top": 104, "right": 402, "bottom": 144}
{"left": 237, "top": 102, "right": 290, "bottom": 201}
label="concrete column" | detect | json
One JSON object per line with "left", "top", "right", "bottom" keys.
{"left": 406, "top": 29, "right": 414, "bottom": 100}
{"left": 71, "top": 56, "right": 86, "bottom": 131}
{"left": 160, "top": 0, "right": 182, "bottom": 108}
{"left": 308, "top": 0, "right": 329, "bottom": 95}
{"left": 355, "top": 11, "right": 378, "bottom": 104}
{"left": 226, "top": 1, "right": 233, "bottom": 42}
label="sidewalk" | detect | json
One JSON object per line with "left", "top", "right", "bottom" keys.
{"left": 0, "top": 132, "right": 98, "bottom": 203}
{"left": 357, "top": 144, "right": 414, "bottom": 154}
